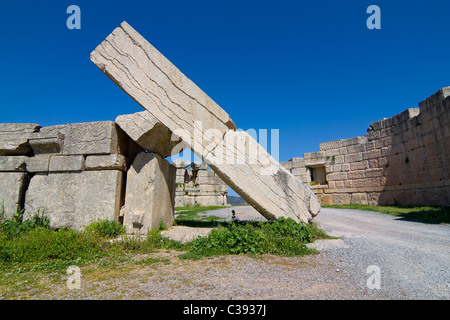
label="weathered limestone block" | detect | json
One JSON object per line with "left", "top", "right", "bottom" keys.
{"left": 206, "top": 131, "right": 320, "bottom": 222}
{"left": 0, "top": 134, "right": 33, "bottom": 156}
{"left": 91, "top": 22, "right": 320, "bottom": 223}
{"left": 0, "top": 156, "right": 27, "bottom": 172}
{"left": 0, "top": 124, "right": 42, "bottom": 156}
{"left": 85, "top": 154, "right": 127, "bottom": 171}
{"left": 116, "top": 111, "right": 184, "bottom": 158}
{"left": 332, "top": 193, "right": 351, "bottom": 205}
{"left": 91, "top": 22, "right": 236, "bottom": 159}
{"left": 28, "top": 132, "right": 64, "bottom": 155}
{"left": 62, "top": 121, "right": 127, "bottom": 156}
{"left": 24, "top": 170, "right": 123, "bottom": 229}
{"left": 122, "top": 152, "right": 176, "bottom": 235}
{"left": 0, "top": 123, "right": 41, "bottom": 134}
{"left": 191, "top": 161, "right": 208, "bottom": 170}
{"left": 25, "top": 155, "right": 51, "bottom": 173}
{"left": 0, "top": 172, "right": 28, "bottom": 219}
{"left": 48, "top": 155, "right": 85, "bottom": 172}
{"left": 350, "top": 193, "right": 368, "bottom": 205}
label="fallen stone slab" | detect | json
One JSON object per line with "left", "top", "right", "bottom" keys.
{"left": 116, "top": 111, "right": 184, "bottom": 158}
{"left": 91, "top": 21, "right": 236, "bottom": 159}
{"left": 91, "top": 21, "right": 321, "bottom": 223}
{"left": 206, "top": 130, "right": 320, "bottom": 222}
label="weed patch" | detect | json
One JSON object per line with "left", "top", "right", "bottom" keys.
{"left": 180, "top": 217, "right": 318, "bottom": 259}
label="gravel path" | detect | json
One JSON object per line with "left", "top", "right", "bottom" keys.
{"left": 10, "top": 207, "right": 449, "bottom": 300}
{"left": 313, "top": 208, "right": 450, "bottom": 299}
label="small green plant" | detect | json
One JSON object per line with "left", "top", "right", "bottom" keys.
{"left": 85, "top": 219, "right": 125, "bottom": 238}
{"left": 231, "top": 210, "right": 236, "bottom": 222}
{"left": 0, "top": 227, "right": 104, "bottom": 268}
{"left": 405, "top": 156, "right": 410, "bottom": 164}
{"left": 0, "top": 209, "right": 50, "bottom": 240}
{"left": 158, "top": 219, "right": 169, "bottom": 231}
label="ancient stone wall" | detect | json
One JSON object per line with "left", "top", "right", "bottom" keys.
{"left": 281, "top": 87, "right": 450, "bottom": 207}
{"left": 0, "top": 119, "right": 228, "bottom": 233}
{"left": 0, "top": 121, "right": 133, "bottom": 229}
{"left": 172, "top": 160, "right": 228, "bottom": 207}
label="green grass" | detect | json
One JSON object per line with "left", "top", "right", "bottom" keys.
{"left": 322, "top": 204, "right": 450, "bottom": 224}
{"left": 0, "top": 205, "right": 331, "bottom": 275}
{"left": 175, "top": 205, "right": 228, "bottom": 227}
{"left": 84, "top": 219, "right": 126, "bottom": 238}
{"left": 0, "top": 205, "right": 334, "bottom": 298}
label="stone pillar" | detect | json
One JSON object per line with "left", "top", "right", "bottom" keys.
{"left": 122, "top": 152, "right": 176, "bottom": 235}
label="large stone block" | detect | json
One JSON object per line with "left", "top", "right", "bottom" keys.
{"left": 24, "top": 170, "right": 123, "bottom": 229}
{"left": 116, "top": 111, "right": 184, "bottom": 158}
{"left": 0, "top": 134, "right": 33, "bottom": 156}
{"left": 122, "top": 152, "right": 176, "bottom": 235}
{"left": 61, "top": 121, "right": 127, "bottom": 156}
{"left": 28, "top": 132, "right": 64, "bottom": 155}
{"left": 0, "top": 172, "right": 28, "bottom": 219}
{"left": 48, "top": 155, "right": 85, "bottom": 172}
{"left": 85, "top": 154, "right": 127, "bottom": 171}
{"left": 0, "top": 156, "right": 27, "bottom": 172}
{"left": 25, "top": 155, "right": 51, "bottom": 173}
{"left": 0, "top": 124, "right": 41, "bottom": 156}
{"left": 0, "top": 123, "right": 41, "bottom": 134}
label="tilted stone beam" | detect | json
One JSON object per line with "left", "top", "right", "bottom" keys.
{"left": 91, "top": 21, "right": 320, "bottom": 222}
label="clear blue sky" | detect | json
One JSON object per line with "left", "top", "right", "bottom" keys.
{"left": 1, "top": 0, "right": 450, "bottom": 163}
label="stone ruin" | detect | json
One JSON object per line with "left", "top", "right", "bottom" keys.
{"left": 281, "top": 87, "right": 450, "bottom": 207}
{"left": 0, "top": 21, "right": 321, "bottom": 235}
{"left": 0, "top": 119, "right": 229, "bottom": 235}
{"left": 1, "top": 21, "right": 449, "bottom": 237}
{"left": 172, "top": 160, "right": 228, "bottom": 207}
{"left": 89, "top": 21, "right": 321, "bottom": 224}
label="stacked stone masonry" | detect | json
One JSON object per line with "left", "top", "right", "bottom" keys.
{"left": 281, "top": 87, "right": 450, "bottom": 207}
{"left": 0, "top": 121, "right": 131, "bottom": 229}
{"left": 0, "top": 120, "right": 228, "bottom": 234}
{"left": 172, "top": 160, "right": 228, "bottom": 207}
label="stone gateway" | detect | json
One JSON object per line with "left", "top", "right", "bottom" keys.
{"left": 90, "top": 21, "right": 321, "bottom": 223}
